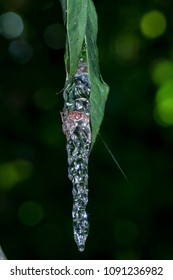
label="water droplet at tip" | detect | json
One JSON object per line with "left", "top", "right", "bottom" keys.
{"left": 78, "top": 244, "right": 85, "bottom": 252}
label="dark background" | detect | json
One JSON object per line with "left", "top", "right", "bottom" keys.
{"left": 1, "top": 0, "right": 173, "bottom": 259}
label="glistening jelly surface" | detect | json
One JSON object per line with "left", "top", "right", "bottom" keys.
{"left": 61, "top": 61, "right": 91, "bottom": 251}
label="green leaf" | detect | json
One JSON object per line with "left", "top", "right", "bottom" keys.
{"left": 61, "top": 0, "right": 88, "bottom": 83}
{"left": 85, "top": 0, "right": 109, "bottom": 147}
{"left": 59, "top": 0, "right": 67, "bottom": 23}
{"left": 60, "top": 0, "right": 109, "bottom": 147}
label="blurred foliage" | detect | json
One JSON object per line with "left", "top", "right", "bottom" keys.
{"left": 0, "top": 0, "right": 173, "bottom": 260}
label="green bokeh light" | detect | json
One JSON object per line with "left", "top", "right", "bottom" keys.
{"left": 0, "top": 160, "right": 32, "bottom": 190}
{"left": 14, "top": 159, "right": 33, "bottom": 182}
{"left": 112, "top": 34, "right": 140, "bottom": 61}
{"left": 18, "top": 201, "right": 44, "bottom": 226}
{"left": 151, "top": 59, "right": 173, "bottom": 85}
{"left": 0, "top": 12, "right": 24, "bottom": 39}
{"left": 0, "top": 163, "right": 19, "bottom": 190}
{"left": 140, "top": 10, "right": 167, "bottom": 39}
{"left": 154, "top": 80, "right": 173, "bottom": 125}
{"left": 8, "top": 39, "right": 33, "bottom": 64}
{"left": 44, "top": 23, "right": 66, "bottom": 50}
